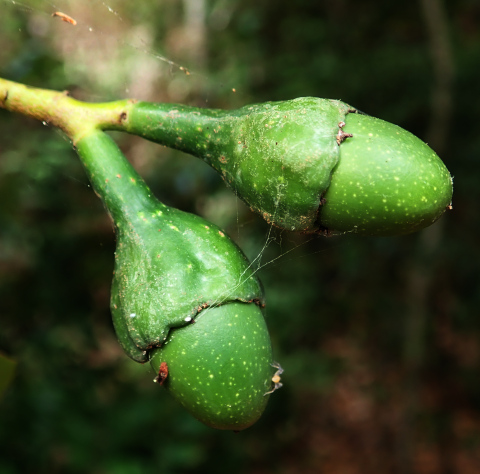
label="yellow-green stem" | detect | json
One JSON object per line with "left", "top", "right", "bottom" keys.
{"left": 0, "top": 77, "right": 133, "bottom": 142}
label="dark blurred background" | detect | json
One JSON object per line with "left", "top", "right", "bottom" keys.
{"left": 1, "top": 0, "right": 479, "bottom": 473}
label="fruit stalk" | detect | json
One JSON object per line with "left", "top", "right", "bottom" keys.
{"left": 75, "top": 130, "right": 160, "bottom": 223}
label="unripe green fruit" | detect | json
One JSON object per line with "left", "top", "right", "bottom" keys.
{"left": 124, "top": 97, "right": 452, "bottom": 236}
{"left": 150, "top": 303, "right": 273, "bottom": 430}
{"left": 126, "top": 98, "right": 348, "bottom": 232}
{"left": 75, "top": 130, "right": 274, "bottom": 430}
{"left": 109, "top": 199, "right": 264, "bottom": 363}
{"left": 320, "top": 113, "right": 453, "bottom": 235}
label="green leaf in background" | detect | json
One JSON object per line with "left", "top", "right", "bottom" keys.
{"left": 0, "top": 353, "right": 16, "bottom": 400}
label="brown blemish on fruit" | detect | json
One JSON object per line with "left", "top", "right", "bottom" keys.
{"left": 196, "top": 302, "right": 209, "bottom": 314}
{"left": 336, "top": 121, "right": 353, "bottom": 145}
{"left": 153, "top": 362, "right": 169, "bottom": 385}
{"left": 248, "top": 298, "right": 266, "bottom": 309}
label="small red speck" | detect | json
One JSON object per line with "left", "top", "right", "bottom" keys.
{"left": 154, "top": 362, "right": 169, "bottom": 385}
{"left": 232, "top": 88, "right": 236, "bottom": 93}
{"left": 158, "top": 229, "right": 162, "bottom": 231}
{"left": 116, "top": 174, "right": 121, "bottom": 178}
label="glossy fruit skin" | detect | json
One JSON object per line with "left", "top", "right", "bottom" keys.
{"left": 125, "top": 97, "right": 453, "bottom": 236}
{"left": 75, "top": 130, "right": 274, "bottom": 430}
{"left": 126, "top": 97, "right": 354, "bottom": 232}
{"left": 150, "top": 303, "right": 273, "bottom": 430}
{"left": 320, "top": 113, "right": 454, "bottom": 236}
{"left": 110, "top": 200, "right": 264, "bottom": 363}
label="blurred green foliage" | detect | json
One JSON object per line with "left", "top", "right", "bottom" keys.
{"left": 1, "top": 0, "right": 480, "bottom": 473}
{"left": 0, "top": 353, "right": 16, "bottom": 399}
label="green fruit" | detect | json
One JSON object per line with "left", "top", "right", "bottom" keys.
{"left": 320, "top": 113, "right": 453, "bottom": 235}
{"left": 75, "top": 130, "right": 274, "bottom": 430}
{"left": 150, "top": 303, "right": 273, "bottom": 430}
{"left": 126, "top": 97, "right": 349, "bottom": 232}
{"left": 123, "top": 97, "right": 452, "bottom": 236}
